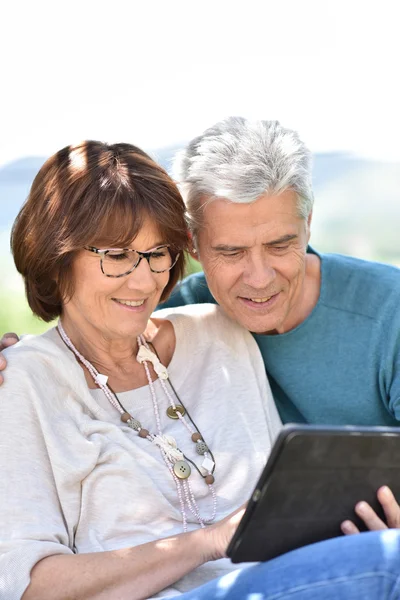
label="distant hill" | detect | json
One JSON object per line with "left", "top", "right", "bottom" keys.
{"left": 1, "top": 146, "right": 399, "bottom": 261}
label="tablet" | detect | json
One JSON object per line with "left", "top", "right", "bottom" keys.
{"left": 226, "top": 424, "right": 400, "bottom": 563}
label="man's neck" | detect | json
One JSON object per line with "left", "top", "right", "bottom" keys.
{"left": 274, "top": 252, "right": 321, "bottom": 334}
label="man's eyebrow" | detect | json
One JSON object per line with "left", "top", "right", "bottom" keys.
{"left": 265, "top": 234, "right": 298, "bottom": 245}
{"left": 211, "top": 244, "right": 249, "bottom": 252}
{"left": 212, "top": 234, "right": 298, "bottom": 252}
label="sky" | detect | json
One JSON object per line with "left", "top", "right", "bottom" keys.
{"left": 1, "top": 0, "right": 399, "bottom": 167}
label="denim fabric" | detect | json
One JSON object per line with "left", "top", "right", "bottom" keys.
{"left": 177, "top": 531, "right": 400, "bottom": 599}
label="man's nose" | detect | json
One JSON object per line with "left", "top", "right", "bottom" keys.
{"left": 125, "top": 257, "right": 158, "bottom": 292}
{"left": 242, "top": 255, "right": 276, "bottom": 289}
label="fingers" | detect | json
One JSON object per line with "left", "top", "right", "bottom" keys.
{"left": 1, "top": 333, "right": 19, "bottom": 347}
{"left": 354, "top": 500, "right": 388, "bottom": 531}
{"left": 0, "top": 353, "right": 6, "bottom": 378}
{"left": 0, "top": 349, "right": 8, "bottom": 385}
{"left": 341, "top": 520, "right": 360, "bottom": 535}
{"left": 377, "top": 486, "right": 400, "bottom": 528}
{"left": 0, "top": 333, "right": 19, "bottom": 354}
{"left": 342, "top": 488, "right": 400, "bottom": 535}
{"left": 341, "top": 500, "right": 388, "bottom": 535}
{"left": 232, "top": 505, "right": 246, "bottom": 526}
{"left": 0, "top": 334, "right": 19, "bottom": 384}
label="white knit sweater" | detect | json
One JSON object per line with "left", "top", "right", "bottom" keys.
{"left": 0, "top": 304, "right": 281, "bottom": 599}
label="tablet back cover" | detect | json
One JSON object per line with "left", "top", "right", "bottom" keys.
{"left": 227, "top": 426, "right": 400, "bottom": 563}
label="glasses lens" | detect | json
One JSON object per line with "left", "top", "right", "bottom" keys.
{"left": 101, "top": 247, "right": 175, "bottom": 276}
{"left": 102, "top": 250, "right": 140, "bottom": 276}
{"left": 148, "top": 247, "right": 174, "bottom": 272}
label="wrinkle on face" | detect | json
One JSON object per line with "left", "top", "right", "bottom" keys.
{"left": 197, "top": 190, "right": 317, "bottom": 334}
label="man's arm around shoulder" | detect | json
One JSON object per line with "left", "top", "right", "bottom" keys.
{"left": 0, "top": 333, "right": 19, "bottom": 385}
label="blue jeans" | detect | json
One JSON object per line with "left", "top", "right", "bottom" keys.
{"left": 178, "top": 530, "right": 400, "bottom": 599}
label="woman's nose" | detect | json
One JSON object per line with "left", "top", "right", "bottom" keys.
{"left": 125, "top": 257, "right": 158, "bottom": 292}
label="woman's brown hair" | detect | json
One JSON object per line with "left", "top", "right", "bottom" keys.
{"left": 11, "top": 141, "right": 188, "bottom": 321}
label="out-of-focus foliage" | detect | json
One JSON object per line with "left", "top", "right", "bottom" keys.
{"left": 1, "top": 148, "right": 399, "bottom": 335}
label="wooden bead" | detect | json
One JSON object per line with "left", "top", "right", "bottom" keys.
{"left": 139, "top": 428, "right": 150, "bottom": 438}
{"left": 205, "top": 474, "right": 215, "bottom": 485}
{"left": 121, "top": 412, "right": 132, "bottom": 423}
{"left": 191, "top": 432, "right": 202, "bottom": 442}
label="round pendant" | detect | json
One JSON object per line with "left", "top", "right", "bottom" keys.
{"left": 173, "top": 460, "right": 191, "bottom": 479}
{"left": 166, "top": 405, "right": 186, "bottom": 419}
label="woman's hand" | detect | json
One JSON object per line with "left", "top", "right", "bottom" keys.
{"left": 0, "top": 333, "right": 19, "bottom": 385}
{"left": 202, "top": 503, "right": 247, "bottom": 561}
{"left": 341, "top": 486, "right": 400, "bottom": 535}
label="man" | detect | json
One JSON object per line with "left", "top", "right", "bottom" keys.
{"left": 160, "top": 116, "right": 400, "bottom": 426}
{"left": 1, "top": 116, "right": 400, "bottom": 427}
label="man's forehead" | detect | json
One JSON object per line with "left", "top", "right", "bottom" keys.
{"left": 200, "top": 191, "right": 303, "bottom": 238}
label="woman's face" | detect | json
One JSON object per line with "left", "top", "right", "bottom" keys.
{"left": 63, "top": 218, "right": 171, "bottom": 342}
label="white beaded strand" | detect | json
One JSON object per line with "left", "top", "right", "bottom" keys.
{"left": 57, "top": 322, "right": 192, "bottom": 527}
{"left": 137, "top": 335, "right": 217, "bottom": 526}
{"left": 57, "top": 321, "right": 216, "bottom": 530}
{"left": 138, "top": 336, "right": 216, "bottom": 480}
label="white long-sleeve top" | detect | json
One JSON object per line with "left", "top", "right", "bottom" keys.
{"left": 0, "top": 304, "right": 281, "bottom": 599}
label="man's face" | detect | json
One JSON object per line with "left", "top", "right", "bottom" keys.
{"left": 196, "top": 189, "right": 311, "bottom": 334}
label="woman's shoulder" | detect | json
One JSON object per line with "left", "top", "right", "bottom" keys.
{"left": 156, "top": 302, "right": 243, "bottom": 332}
{"left": 1, "top": 326, "right": 78, "bottom": 390}
{"left": 155, "top": 302, "right": 239, "bottom": 329}
{"left": 3, "top": 327, "right": 65, "bottom": 363}
{"left": 155, "top": 303, "right": 255, "bottom": 349}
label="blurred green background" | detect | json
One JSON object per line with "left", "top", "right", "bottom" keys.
{"left": 1, "top": 150, "right": 400, "bottom": 336}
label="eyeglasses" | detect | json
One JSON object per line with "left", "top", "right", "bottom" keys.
{"left": 85, "top": 245, "right": 179, "bottom": 278}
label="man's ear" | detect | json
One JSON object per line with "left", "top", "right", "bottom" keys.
{"left": 188, "top": 231, "right": 200, "bottom": 262}
{"left": 189, "top": 249, "right": 200, "bottom": 262}
{"left": 306, "top": 210, "right": 313, "bottom": 242}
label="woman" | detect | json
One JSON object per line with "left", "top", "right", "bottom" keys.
{"left": 0, "top": 141, "right": 399, "bottom": 600}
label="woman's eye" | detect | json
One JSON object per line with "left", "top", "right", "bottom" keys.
{"left": 107, "top": 252, "right": 129, "bottom": 261}
{"left": 151, "top": 251, "right": 167, "bottom": 259}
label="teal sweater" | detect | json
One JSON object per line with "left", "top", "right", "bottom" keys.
{"left": 160, "top": 249, "right": 400, "bottom": 426}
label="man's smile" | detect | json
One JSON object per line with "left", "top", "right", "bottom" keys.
{"left": 238, "top": 292, "right": 280, "bottom": 309}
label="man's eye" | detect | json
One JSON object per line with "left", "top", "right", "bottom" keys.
{"left": 271, "top": 245, "right": 290, "bottom": 252}
{"left": 222, "top": 251, "right": 242, "bottom": 258}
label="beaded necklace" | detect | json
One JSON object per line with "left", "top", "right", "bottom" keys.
{"left": 57, "top": 321, "right": 217, "bottom": 531}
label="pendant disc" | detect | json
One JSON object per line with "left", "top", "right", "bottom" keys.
{"left": 166, "top": 405, "right": 186, "bottom": 419}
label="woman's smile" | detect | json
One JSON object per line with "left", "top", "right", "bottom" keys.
{"left": 112, "top": 297, "right": 147, "bottom": 311}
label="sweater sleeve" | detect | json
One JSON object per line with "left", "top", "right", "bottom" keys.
{"left": 0, "top": 357, "right": 74, "bottom": 600}
{"left": 382, "top": 330, "right": 400, "bottom": 422}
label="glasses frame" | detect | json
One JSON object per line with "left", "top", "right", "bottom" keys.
{"left": 85, "top": 244, "right": 180, "bottom": 278}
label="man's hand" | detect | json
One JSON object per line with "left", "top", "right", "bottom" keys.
{"left": 341, "top": 486, "right": 400, "bottom": 535}
{"left": 0, "top": 333, "right": 19, "bottom": 385}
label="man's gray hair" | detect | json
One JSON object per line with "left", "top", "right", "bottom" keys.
{"left": 173, "top": 116, "right": 314, "bottom": 235}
